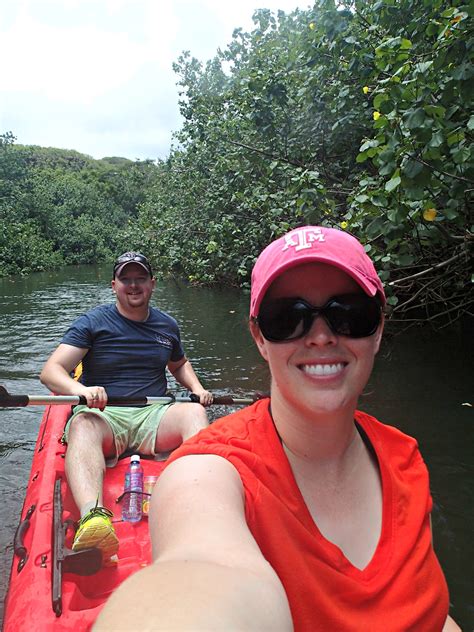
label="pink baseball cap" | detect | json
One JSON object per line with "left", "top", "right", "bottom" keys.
{"left": 250, "top": 226, "right": 385, "bottom": 317}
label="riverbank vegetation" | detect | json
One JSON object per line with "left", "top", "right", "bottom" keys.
{"left": 130, "top": 0, "right": 472, "bottom": 328}
{"left": 2, "top": 0, "right": 472, "bottom": 327}
{"left": 0, "top": 132, "right": 158, "bottom": 276}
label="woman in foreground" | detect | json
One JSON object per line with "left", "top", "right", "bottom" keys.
{"left": 96, "top": 226, "right": 460, "bottom": 631}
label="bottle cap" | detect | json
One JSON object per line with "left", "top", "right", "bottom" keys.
{"left": 130, "top": 454, "right": 141, "bottom": 463}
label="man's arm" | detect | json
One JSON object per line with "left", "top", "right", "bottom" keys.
{"left": 168, "top": 357, "right": 213, "bottom": 405}
{"left": 94, "top": 454, "right": 293, "bottom": 630}
{"left": 40, "top": 343, "right": 106, "bottom": 408}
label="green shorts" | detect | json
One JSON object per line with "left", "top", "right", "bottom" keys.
{"left": 63, "top": 403, "right": 173, "bottom": 467}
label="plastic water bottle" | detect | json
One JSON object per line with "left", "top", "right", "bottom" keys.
{"left": 122, "top": 455, "right": 143, "bottom": 523}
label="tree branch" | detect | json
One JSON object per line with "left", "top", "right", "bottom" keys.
{"left": 388, "top": 250, "right": 468, "bottom": 286}
{"left": 226, "top": 139, "right": 305, "bottom": 168}
{"left": 402, "top": 152, "right": 474, "bottom": 185}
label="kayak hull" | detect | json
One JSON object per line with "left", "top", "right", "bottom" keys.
{"left": 3, "top": 404, "right": 166, "bottom": 631}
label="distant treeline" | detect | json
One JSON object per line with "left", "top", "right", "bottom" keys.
{"left": 2, "top": 0, "right": 472, "bottom": 327}
{"left": 0, "top": 132, "right": 158, "bottom": 276}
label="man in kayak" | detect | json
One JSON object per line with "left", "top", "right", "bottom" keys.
{"left": 95, "top": 228, "right": 460, "bottom": 631}
{"left": 40, "top": 251, "right": 212, "bottom": 564}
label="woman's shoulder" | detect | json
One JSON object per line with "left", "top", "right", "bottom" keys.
{"left": 169, "top": 399, "right": 272, "bottom": 461}
{"left": 199, "top": 398, "right": 270, "bottom": 441}
{"left": 355, "top": 409, "right": 425, "bottom": 470}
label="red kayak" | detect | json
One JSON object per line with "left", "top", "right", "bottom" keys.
{"left": 3, "top": 403, "right": 166, "bottom": 631}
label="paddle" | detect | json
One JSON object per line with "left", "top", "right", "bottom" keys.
{"left": 0, "top": 385, "right": 261, "bottom": 408}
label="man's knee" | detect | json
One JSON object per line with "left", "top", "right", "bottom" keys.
{"left": 156, "top": 404, "right": 208, "bottom": 451}
{"left": 180, "top": 404, "right": 209, "bottom": 436}
{"left": 67, "top": 412, "right": 109, "bottom": 442}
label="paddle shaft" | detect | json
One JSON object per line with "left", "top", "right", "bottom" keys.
{"left": 0, "top": 388, "right": 258, "bottom": 408}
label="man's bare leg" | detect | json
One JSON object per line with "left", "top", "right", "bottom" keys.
{"left": 65, "top": 412, "right": 116, "bottom": 514}
{"left": 66, "top": 412, "right": 119, "bottom": 560}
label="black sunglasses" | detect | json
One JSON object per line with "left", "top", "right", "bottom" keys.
{"left": 257, "top": 293, "right": 382, "bottom": 342}
{"left": 113, "top": 252, "right": 152, "bottom": 276}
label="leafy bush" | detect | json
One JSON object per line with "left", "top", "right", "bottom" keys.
{"left": 133, "top": 0, "right": 472, "bottom": 327}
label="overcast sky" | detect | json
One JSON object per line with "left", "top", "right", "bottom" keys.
{"left": 1, "top": 0, "right": 309, "bottom": 161}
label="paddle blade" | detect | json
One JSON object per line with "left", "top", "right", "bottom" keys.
{"left": 62, "top": 547, "right": 103, "bottom": 576}
{"left": 0, "top": 386, "right": 29, "bottom": 407}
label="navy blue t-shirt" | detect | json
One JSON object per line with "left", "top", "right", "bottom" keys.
{"left": 61, "top": 304, "right": 184, "bottom": 398}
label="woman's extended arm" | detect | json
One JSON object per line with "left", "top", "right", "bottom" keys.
{"left": 94, "top": 454, "right": 293, "bottom": 630}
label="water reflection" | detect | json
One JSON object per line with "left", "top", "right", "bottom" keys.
{"left": 0, "top": 264, "right": 472, "bottom": 628}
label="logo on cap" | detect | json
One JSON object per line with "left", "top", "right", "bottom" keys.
{"left": 282, "top": 227, "right": 325, "bottom": 253}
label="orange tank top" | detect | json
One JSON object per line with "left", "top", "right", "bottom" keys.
{"left": 168, "top": 399, "right": 449, "bottom": 631}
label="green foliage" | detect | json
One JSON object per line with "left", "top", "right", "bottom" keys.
{"left": 2, "top": 1, "right": 472, "bottom": 325}
{"left": 131, "top": 0, "right": 472, "bottom": 326}
{"left": 0, "top": 136, "right": 159, "bottom": 276}
{"left": 348, "top": 1, "right": 472, "bottom": 235}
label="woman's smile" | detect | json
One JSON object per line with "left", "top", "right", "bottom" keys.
{"left": 299, "top": 362, "right": 347, "bottom": 377}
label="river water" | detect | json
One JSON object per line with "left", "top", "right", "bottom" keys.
{"left": 0, "top": 264, "right": 472, "bottom": 629}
